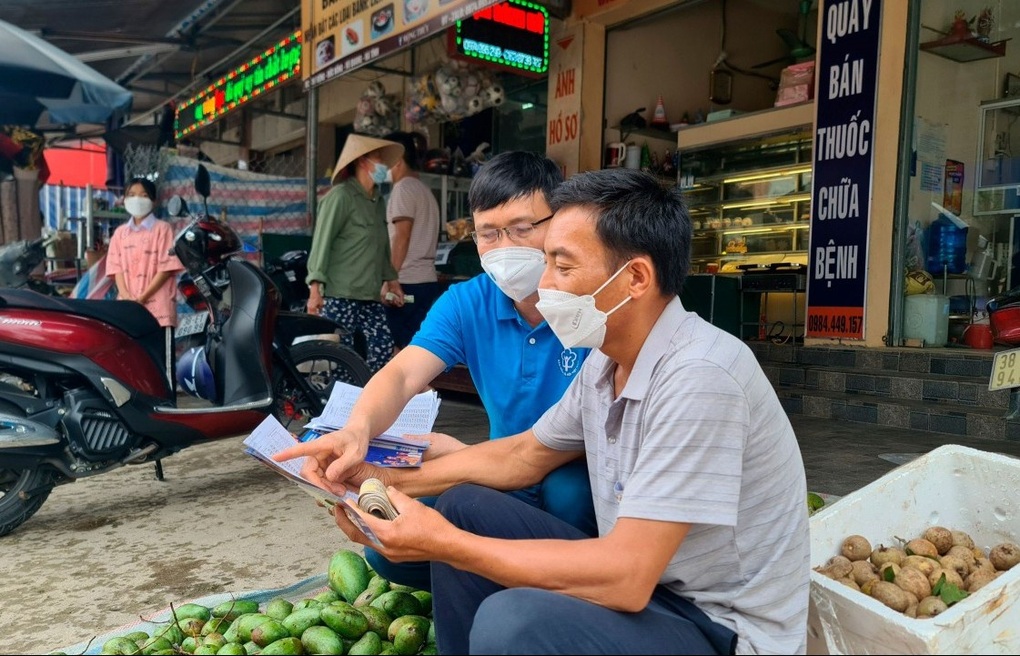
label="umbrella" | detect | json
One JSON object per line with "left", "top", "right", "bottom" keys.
{"left": 0, "top": 19, "right": 133, "bottom": 126}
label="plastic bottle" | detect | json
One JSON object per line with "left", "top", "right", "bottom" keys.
{"left": 925, "top": 212, "right": 968, "bottom": 275}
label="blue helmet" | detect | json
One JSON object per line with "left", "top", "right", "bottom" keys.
{"left": 176, "top": 346, "right": 217, "bottom": 401}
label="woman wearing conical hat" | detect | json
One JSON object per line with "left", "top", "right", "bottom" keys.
{"left": 305, "top": 133, "right": 404, "bottom": 373}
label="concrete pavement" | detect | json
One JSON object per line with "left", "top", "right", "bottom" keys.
{"left": 3, "top": 392, "right": 1020, "bottom": 652}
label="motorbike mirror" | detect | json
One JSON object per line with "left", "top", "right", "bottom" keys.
{"left": 195, "top": 164, "right": 211, "bottom": 200}
{"left": 166, "top": 195, "right": 188, "bottom": 217}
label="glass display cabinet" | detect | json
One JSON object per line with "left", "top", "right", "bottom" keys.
{"left": 678, "top": 123, "right": 813, "bottom": 272}
{"left": 975, "top": 96, "right": 1020, "bottom": 215}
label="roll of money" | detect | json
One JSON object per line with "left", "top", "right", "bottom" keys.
{"left": 359, "top": 478, "right": 399, "bottom": 520}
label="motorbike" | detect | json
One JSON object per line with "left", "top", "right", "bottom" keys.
{"left": 0, "top": 165, "right": 370, "bottom": 537}
{"left": 264, "top": 249, "right": 310, "bottom": 313}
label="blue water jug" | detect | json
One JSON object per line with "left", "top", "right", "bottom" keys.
{"left": 925, "top": 213, "right": 968, "bottom": 275}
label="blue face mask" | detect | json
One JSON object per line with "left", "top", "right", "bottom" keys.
{"left": 369, "top": 162, "right": 390, "bottom": 185}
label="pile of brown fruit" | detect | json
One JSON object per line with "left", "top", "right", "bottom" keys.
{"left": 815, "top": 526, "right": 1019, "bottom": 619}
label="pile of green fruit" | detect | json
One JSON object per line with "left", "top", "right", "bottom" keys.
{"left": 66, "top": 550, "right": 436, "bottom": 655}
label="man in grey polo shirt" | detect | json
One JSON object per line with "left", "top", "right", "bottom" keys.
{"left": 293, "top": 168, "right": 810, "bottom": 655}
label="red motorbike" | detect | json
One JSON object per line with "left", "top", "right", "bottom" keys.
{"left": 0, "top": 165, "right": 370, "bottom": 536}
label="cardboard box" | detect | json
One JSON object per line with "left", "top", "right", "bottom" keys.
{"left": 808, "top": 445, "right": 1020, "bottom": 654}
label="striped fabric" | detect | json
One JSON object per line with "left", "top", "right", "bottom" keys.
{"left": 159, "top": 156, "right": 321, "bottom": 262}
{"left": 38, "top": 185, "right": 118, "bottom": 232}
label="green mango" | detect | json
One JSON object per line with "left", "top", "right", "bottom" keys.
{"left": 410, "top": 591, "right": 432, "bottom": 616}
{"left": 203, "top": 633, "right": 227, "bottom": 649}
{"left": 378, "top": 648, "right": 397, "bottom": 655}
{"left": 385, "top": 583, "right": 417, "bottom": 594}
{"left": 389, "top": 616, "right": 429, "bottom": 656}
{"left": 259, "top": 637, "right": 304, "bottom": 655}
{"left": 217, "top": 643, "right": 247, "bottom": 655}
{"left": 235, "top": 614, "right": 273, "bottom": 642}
{"left": 321, "top": 602, "right": 369, "bottom": 640}
{"left": 141, "top": 637, "right": 173, "bottom": 655}
{"left": 177, "top": 618, "right": 207, "bottom": 638}
{"left": 370, "top": 591, "right": 421, "bottom": 619}
{"left": 124, "top": 631, "right": 150, "bottom": 642}
{"left": 150, "top": 652, "right": 177, "bottom": 656}
{"left": 291, "top": 599, "right": 324, "bottom": 613}
{"left": 180, "top": 636, "right": 200, "bottom": 653}
{"left": 213, "top": 600, "right": 262, "bottom": 621}
{"left": 379, "top": 641, "right": 393, "bottom": 652}
{"left": 281, "top": 607, "right": 323, "bottom": 638}
{"left": 358, "top": 606, "right": 391, "bottom": 639}
{"left": 300, "top": 625, "right": 344, "bottom": 655}
{"left": 426, "top": 622, "right": 435, "bottom": 644}
{"left": 160, "top": 622, "right": 186, "bottom": 647}
{"left": 100, "top": 636, "right": 138, "bottom": 654}
{"left": 175, "top": 604, "right": 213, "bottom": 622}
{"left": 251, "top": 619, "right": 291, "bottom": 648}
{"left": 347, "top": 631, "right": 383, "bottom": 656}
{"left": 194, "top": 645, "right": 219, "bottom": 655}
{"left": 353, "top": 575, "right": 390, "bottom": 607}
{"left": 242, "top": 641, "right": 261, "bottom": 655}
{"left": 313, "top": 590, "right": 340, "bottom": 604}
{"left": 328, "top": 549, "right": 371, "bottom": 603}
{"left": 421, "top": 645, "right": 438, "bottom": 656}
{"left": 202, "top": 617, "right": 234, "bottom": 636}
{"left": 222, "top": 618, "right": 242, "bottom": 644}
{"left": 265, "top": 598, "right": 294, "bottom": 621}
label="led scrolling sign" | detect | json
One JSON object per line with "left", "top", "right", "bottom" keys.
{"left": 175, "top": 31, "right": 303, "bottom": 140}
{"left": 452, "top": 0, "right": 549, "bottom": 76}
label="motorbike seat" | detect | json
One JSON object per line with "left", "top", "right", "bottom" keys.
{"left": 0, "top": 290, "right": 169, "bottom": 386}
{"left": 0, "top": 289, "right": 162, "bottom": 338}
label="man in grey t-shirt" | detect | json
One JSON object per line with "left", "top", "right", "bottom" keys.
{"left": 284, "top": 169, "right": 810, "bottom": 655}
{"left": 382, "top": 131, "right": 441, "bottom": 350}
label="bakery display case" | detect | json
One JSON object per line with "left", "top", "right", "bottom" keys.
{"left": 677, "top": 108, "right": 814, "bottom": 273}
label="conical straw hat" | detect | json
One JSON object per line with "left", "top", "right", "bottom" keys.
{"left": 332, "top": 133, "right": 404, "bottom": 182}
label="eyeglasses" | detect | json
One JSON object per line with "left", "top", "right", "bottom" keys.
{"left": 470, "top": 214, "right": 553, "bottom": 245}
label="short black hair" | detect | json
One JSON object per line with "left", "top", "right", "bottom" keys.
{"left": 127, "top": 176, "right": 157, "bottom": 201}
{"left": 549, "top": 169, "right": 691, "bottom": 297}
{"left": 384, "top": 131, "right": 422, "bottom": 171}
{"left": 468, "top": 151, "right": 562, "bottom": 214}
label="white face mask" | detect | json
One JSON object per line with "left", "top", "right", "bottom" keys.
{"left": 536, "top": 262, "right": 632, "bottom": 350}
{"left": 479, "top": 246, "right": 546, "bottom": 302}
{"left": 124, "top": 196, "right": 153, "bottom": 218}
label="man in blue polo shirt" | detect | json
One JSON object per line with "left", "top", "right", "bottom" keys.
{"left": 279, "top": 151, "right": 593, "bottom": 589}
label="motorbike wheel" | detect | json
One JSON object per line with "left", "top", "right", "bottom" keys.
{"left": 273, "top": 340, "right": 371, "bottom": 430}
{"left": 0, "top": 466, "right": 56, "bottom": 537}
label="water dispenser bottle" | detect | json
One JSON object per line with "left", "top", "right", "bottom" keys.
{"left": 925, "top": 210, "right": 969, "bottom": 275}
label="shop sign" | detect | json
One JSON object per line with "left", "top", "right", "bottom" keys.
{"left": 545, "top": 23, "right": 582, "bottom": 176}
{"left": 449, "top": 0, "right": 550, "bottom": 77}
{"left": 805, "top": 0, "right": 881, "bottom": 340}
{"left": 301, "top": 0, "right": 501, "bottom": 91}
{"left": 175, "top": 31, "right": 302, "bottom": 141}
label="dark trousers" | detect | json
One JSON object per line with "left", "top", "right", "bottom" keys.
{"left": 430, "top": 485, "right": 738, "bottom": 655}
{"left": 384, "top": 281, "right": 442, "bottom": 348}
{"left": 365, "top": 459, "right": 596, "bottom": 592}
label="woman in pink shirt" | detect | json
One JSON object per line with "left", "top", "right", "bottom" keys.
{"left": 106, "top": 178, "right": 184, "bottom": 328}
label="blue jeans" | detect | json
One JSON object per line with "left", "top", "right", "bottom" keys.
{"left": 365, "top": 459, "right": 596, "bottom": 591}
{"left": 431, "top": 485, "right": 738, "bottom": 655}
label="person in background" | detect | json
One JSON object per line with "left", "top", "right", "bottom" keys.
{"left": 278, "top": 152, "right": 596, "bottom": 591}
{"left": 105, "top": 177, "right": 184, "bottom": 328}
{"left": 382, "top": 131, "right": 441, "bottom": 352}
{"left": 305, "top": 134, "right": 404, "bottom": 373}
{"left": 280, "top": 168, "right": 810, "bottom": 655}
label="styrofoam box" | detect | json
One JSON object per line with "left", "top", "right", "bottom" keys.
{"left": 808, "top": 445, "right": 1020, "bottom": 655}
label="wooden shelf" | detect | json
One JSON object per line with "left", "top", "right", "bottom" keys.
{"left": 677, "top": 102, "right": 815, "bottom": 150}
{"left": 920, "top": 34, "right": 1007, "bottom": 63}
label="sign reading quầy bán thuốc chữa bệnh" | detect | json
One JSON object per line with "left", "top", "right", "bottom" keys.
{"left": 174, "top": 31, "right": 302, "bottom": 141}
{"left": 805, "top": 0, "right": 881, "bottom": 340}
{"left": 300, "top": 0, "right": 503, "bottom": 90}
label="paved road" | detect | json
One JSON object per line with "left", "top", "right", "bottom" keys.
{"left": 0, "top": 397, "right": 489, "bottom": 654}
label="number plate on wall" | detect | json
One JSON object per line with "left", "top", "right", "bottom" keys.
{"left": 989, "top": 348, "right": 1020, "bottom": 391}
